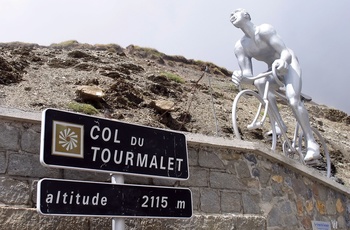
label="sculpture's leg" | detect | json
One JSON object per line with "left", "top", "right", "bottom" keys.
{"left": 284, "top": 66, "right": 320, "bottom": 161}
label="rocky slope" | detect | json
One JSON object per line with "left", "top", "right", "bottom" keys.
{"left": 0, "top": 41, "right": 349, "bottom": 186}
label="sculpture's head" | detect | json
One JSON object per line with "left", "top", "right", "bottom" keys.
{"left": 230, "top": 8, "right": 251, "bottom": 27}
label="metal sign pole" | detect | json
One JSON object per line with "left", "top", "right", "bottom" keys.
{"left": 206, "top": 70, "right": 219, "bottom": 136}
{"left": 111, "top": 174, "right": 125, "bottom": 230}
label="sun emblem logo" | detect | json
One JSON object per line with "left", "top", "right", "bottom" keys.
{"left": 52, "top": 121, "right": 84, "bottom": 158}
{"left": 58, "top": 128, "right": 78, "bottom": 151}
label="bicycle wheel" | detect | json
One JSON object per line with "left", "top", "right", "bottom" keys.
{"left": 232, "top": 89, "right": 276, "bottom": 149}
{"left": 294, "top": 127, "right": 332, "bottom": 178}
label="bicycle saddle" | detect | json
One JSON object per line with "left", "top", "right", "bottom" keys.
{"left": 300, "top": 93, "right": 312, "bottom": 102}
{"left": 275, "top": 88, "right": 312, "bottom": 102}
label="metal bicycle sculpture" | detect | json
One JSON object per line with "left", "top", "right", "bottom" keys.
{"left": 229, "top": 8, "right": 331, "bottom": 178}
{"left": 231, "top": 66, "right": 331, "bottom": 178}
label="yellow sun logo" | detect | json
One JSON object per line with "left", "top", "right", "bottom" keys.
{"left": 58, "top": 128, "right": 78, "bottom": 151}
{"left": 52, "top": 121, "right": 84, "bottom": 158}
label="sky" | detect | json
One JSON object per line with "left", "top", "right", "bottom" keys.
{"left": 0, "top": 0, "right": 349, "bottom": 114}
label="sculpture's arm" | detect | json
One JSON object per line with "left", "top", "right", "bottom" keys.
{"left": 233, "top": 41, "right": 254, "bottom": 85}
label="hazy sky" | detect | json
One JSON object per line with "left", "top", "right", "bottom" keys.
{"left": 1, "top": 0, "right": 349, "bottom": 114}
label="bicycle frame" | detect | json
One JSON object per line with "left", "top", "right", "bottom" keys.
{"left": 234, "top": 71, "right": 296, "bottom": 153}
{"left": 232, "top": 70, "right": 331, "bottom": 178}
{"left": 249, "top": 79, "right": 304, "bottom": 161}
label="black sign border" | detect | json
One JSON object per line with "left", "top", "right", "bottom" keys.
{"left": 40, "top": 108, "right": 189, "bottom": 180}
{"left": 37, "top": 178, "right": 193, "bottom": 218}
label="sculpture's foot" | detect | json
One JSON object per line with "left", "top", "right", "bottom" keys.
{"left": 247, "top": 122, "right": 262, "bottom": 130}
{"left": 264, "top": 124, "right": 287, "bottom": 139}
{"left": 304, "top": 142, "right": 321, "bottom": 162}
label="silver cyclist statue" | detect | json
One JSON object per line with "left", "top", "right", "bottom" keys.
{"left": 230, "top": 8, "right": 320, "bottom": 162}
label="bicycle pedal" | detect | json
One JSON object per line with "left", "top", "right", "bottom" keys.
{"left": 263, "top": 131, "right": 280, "bottom": 140}
{"left": 264, "top": 134, "right": 272, "bottom": 141}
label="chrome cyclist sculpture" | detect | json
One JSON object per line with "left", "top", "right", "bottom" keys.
{"left": 230, "top": 8, "right": 320, "bottom": 162}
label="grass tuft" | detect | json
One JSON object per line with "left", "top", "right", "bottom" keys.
{"left": 161, "top": 72, "right": 185, "bottom": 83}
{"left": 68, "top": 102, "right": 99, "bottom": 115}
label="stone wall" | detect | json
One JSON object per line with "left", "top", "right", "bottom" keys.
{"left": 0, "top": 107, "right": 349, "bottom": 230}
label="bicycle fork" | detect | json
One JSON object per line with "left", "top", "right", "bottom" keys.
{"left": 247, "top": 81, "right": 270, "bottom": 130}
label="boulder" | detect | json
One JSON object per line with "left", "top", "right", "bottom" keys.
{"left": 149, "top": 100, "right": 175, "bottom": 113}
{"left": 76, "top": 85, "right": 104, "bottom": 102}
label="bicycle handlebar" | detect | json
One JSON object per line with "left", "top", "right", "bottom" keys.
{"left": 237, "top": 63, "right": 284, "bottom": 91}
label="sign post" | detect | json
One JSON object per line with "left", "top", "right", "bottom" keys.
{"left": 111, "top": 174, "right": 125, "bottom": 230}
{"left": 39, "top": 108, "right": 192, "bottom": 229}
